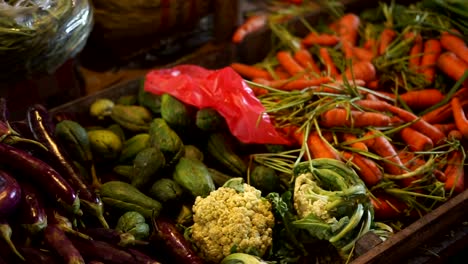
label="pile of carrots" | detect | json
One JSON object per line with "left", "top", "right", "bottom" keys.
{"left": 230, "top": 2, "right": 467, "bottom": 222}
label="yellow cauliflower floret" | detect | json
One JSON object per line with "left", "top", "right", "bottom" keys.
{"left": 191, "top": 183, "right": 274, "bottom": 263}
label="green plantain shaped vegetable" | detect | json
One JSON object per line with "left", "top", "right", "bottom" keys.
{"left": 291, "top": 158, "right": 373, "bottom": 258}
{"left": 89, "top": 98, "right": 114, "bottom": 120}
{"left": 173, "top": 157, "right": 215, "bottom": 198}
{"left": 88, "top": 129, "right": 123, "bottom": 162}
{"left": 148, "top": 178, "right": 184, "bottom": 203}
{"left": 220, "top": 253, "right": 269, "bottom": 264}
{"left": 138, "top": 79, "right": 162, "bottom": 115}
{"left": 115, "top": 211, "right": 150, "bottom": 240}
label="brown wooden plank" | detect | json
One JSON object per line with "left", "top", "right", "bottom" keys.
{"left": 352, "top": 189, "right": 468, "bottom": 264}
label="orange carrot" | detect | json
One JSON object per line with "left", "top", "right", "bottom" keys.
{"left": 399, "top": 127, "right": 434, "bottom": 152}
{"left": 368, "top": 89, "right": 444, "bottom": 110}
{"left": 302, "top": 32, "right": 340, "bottom": 46}
{"left": 447, "top": 129, "right": 463, "bottom": 141}
{"left": 320, "top": 108, "right": 392, "bottom": 128}
{"left": 319, "top": 47, "right": 339, "bottom": 76}
{"left": 293, "top": 49, "right": 321, "bottom": 74}
{"left": 336, "top": 13, "right": 360, "bottom": 46}
{"left": 291, "top": 128, "right": 341, "bottom": 160}
{"left": 443, "top": 150, "right": 465, "bottom": 193}
{"left": 388, "top": 105, "right": 446, "bottom": 145}
{"left": 419, "top": 39, "right": 442, "bottom": 84}
{"left": 251, "top": 78, "right": 287, "bottom": 89}
{"left": 378, "top": 28, "right": 397, "bottom": 55}
{"left": 363, "top": 38, "right": 378, "bottom": 50}
{"left": 281, "top": 76, "right": 333, "bottom": 91}
{"left": 279, "top": 125, "right": 302, "bottom": 147}
{"left": 249, "top": 79, "right": 270, "bottom": 95}
{"left": 230, "top": 62, "right": 271, "bottom": 80}
{"left": 422, "top": 102, "right": 455, "bottom": 125}
{"left": 274, "top": 66, "right": 291, "bottom": 79}
{"left": 306, "top": 131, "right": 341, "bottom": 160}
{"left": 343, "top": 151, "right": 382, "bottom": 186}
{"left": 437, "top": 52, "right": 468, "bottom": 87}
{"left": 451, "top": 97, "right": 468, "bottom": 138}
{"left": 276, "top": 51, "right": 305, "bottom": 76}
{"left": 365, "top": 92, "right": 380, "bottom": 101}
{"left": 370, "top": 193, "right": 408, "bottom": 220}
{"left": 232, "top": 14, "right": 267, "bottom": 44}
{"left": 398, "top": 150, "right": 425, "bottom": 187}
{"left": 335, "top": 13, "right": 360, "bottom": 59}
{"left": 398, "top": 89, "right": 444, "bottom": 110}
{"left": 440, "top": 30, "right": 468, "bottom": 64}
{"left": 363, "top": 130, "right": 404, "bottom": 175}
{"left": 366, "top": 80, "right": 379, "bottom": 90}
{"left": 352, "top": 46, "right": 374, "bottom": 61}
{"left": 354, "top": 97, "right": 445, "bottom": 141}
{"left": 354, "top": 99, "right": 391, "bottom": 112}
{"left": 341, "top": 133, "right": 368, "bottom": 151}
{"left": 397, "top": 151, "right": 426, "bottom": 188}
{"left": 339, "top": 60, "right": 376, "bottom": 83}
{"left": 422, "top": 88, "right": 468, "bottom": 124}
{"left": 342, "top": 41, "right": 355, "bottom": 59}
{"left": 255, "top": 78, "right": 336, "bottom": 93}
{"left": 407, "top": 33, "right": 423, "bottom": 70}
{"left": 433, "top": 123, "right": 457, "bottom": 136}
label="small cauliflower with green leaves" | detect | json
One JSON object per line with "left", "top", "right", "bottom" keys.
{"left": 190, "top": 178, "right": 275, "bottom": 263}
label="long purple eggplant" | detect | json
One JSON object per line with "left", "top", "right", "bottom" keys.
{"left": 0, "top": 169, "right": 21, "bottom": 216}
{"left": 83, "top": 227, "right": 149, "bottom": 247}
{"left": 127, "top": 248, "right": 162, "bottom": 264}
{"left": 20, "top": 246, "right": 61, "bottom": 264}
{"left": 0, "top": 142, "right": 80, "bottom": 215}
{"left": 0, "top": 218, "right": 24, "bottom": 261}
{"left": 0, "top": 98, "right": 8, "bottom": 123}
{"left": 27, "top": 105, "right": 107, "bottom": 227}
{"left": 43, "top": 224, "right": 85, "bottom": 264}
{"left": 18, "top": 181, "right": 47, "bottom": 235}
{"left": 46, "top": 208, "right": 90, "bottom": 240}
{"left": 69, "top": 236, "right": 160, "bottom": 264}
{"left": 152, "top": 217, "right": 204, "bottom": 264}
{"left": 0, "top": 172, "right": 23, "bottom": 261}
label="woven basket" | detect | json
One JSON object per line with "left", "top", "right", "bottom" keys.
{"left": 93, "top": 0, "right": 212, "bottom": 40}
{"left": 86, "top": 0, "right": 213, "bottom": 61}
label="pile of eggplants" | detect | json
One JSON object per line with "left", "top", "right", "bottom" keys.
{"left": 0, "top": 98, "right": 168, "bottom": 264}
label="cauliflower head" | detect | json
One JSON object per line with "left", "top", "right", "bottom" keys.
{"left": 191, "top": 178, "right": 275, "bottom": 263}
{"left": 294, "top": 172, "right": 337, "bottom": 223}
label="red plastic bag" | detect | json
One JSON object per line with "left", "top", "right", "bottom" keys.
{"left": 144, "top": 65, "right": 290, "bottom": 145}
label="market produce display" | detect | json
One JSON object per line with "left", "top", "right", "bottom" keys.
{"left": 0, "top": 0, "right": 467, "bottom": 264}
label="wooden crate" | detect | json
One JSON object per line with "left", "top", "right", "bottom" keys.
{"left": 50, "top": 1, "right": 467, "bottom": 262}
{"left": 231, "top": 1, "right": 468, "bottom": 263}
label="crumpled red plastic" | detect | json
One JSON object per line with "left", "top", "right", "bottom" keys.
{"left": 144, "top": 64, "right": 290, "bottom": 145}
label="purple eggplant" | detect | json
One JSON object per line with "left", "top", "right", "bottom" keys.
{"left": 152, "top": 217, "right": 204, "bottom": 264}
{"left": 20, "top": 246, "right": 61, "bottom": 264}
{"left": 18, "top": 181, "right": 47, "bottom": 235}
{"left": 27, "top": 105, "right": 107, "bottom": 227}
{"left": 46, "top": 208, "right": 91, "bottom": 240}
{"left": 0, "top": 98, "right": 9, "bottom": 123}
{"left": 43, "top": 224, "right": 85, "bottom": 264}
{"left": 69, "top": 236, "right": 160, "bottom": 264}
{"left": 0, "top": 121, "right": 47, "bottom": 151}
{"left": 0, "top": 169, "right": 21, "bottom": 216}
{"left": 126, "top": 248, "right": 162, "bottom": 264}
{"left": 83, "top": 227, "right": 149, "bottom": 247}
{"left": 0, "top": 218, "right": 24, "bottom": 261}
{"left": 0, "top": 142, "right": 80, "bottom": 216}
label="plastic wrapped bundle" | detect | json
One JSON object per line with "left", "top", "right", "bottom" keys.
{"left": 0, "top": 0, "right": 93, "bottom": 81}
